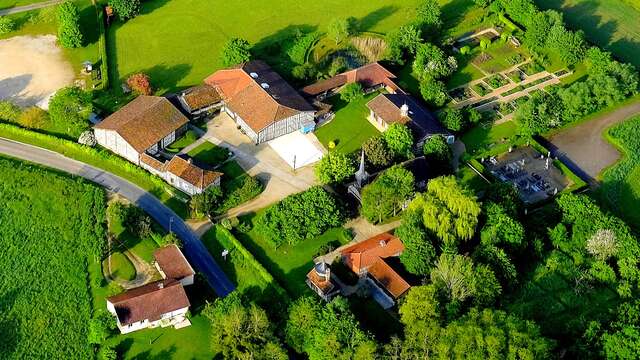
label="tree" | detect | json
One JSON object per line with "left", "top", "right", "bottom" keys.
{"left": 546, "top": 24, "right": 586, "bottom": 65}
{"left": 586, "top": 229, "right": 618, "bottom": 261}
{"left": 438, "top": 107, "right": 464, "bottom": 132}
{"left": 292, "top": 63, "right": 317, "bottom": 81}
{"left": 361, "top": 166, "right": 415, "bottom": 223}
{"left": 0, "top": 100, "right": 20, "bottom": 122}
{"left": 315, "top": 152, "right": 356, "bottom": 184}
{"left": 514, "top": 90, "right": 564, "bottom": 137}
{"left": 203, "top": 293, "right": 288, "bottom": 359}
{"left": 256, "top": 186, "right": 344, "bottom": 247}
{"left": 415, "top": 0, "right": 442, "bottom": 29}
{"left": 108, "top": 0, "right": 141, "bottom": 20}
{"left": 0, "top": 16, "right": 15, "bottom": 35}
{"left": 430, "top": 253, "right": 476, "bottom": 302}
{"left": 327, "top": 17, "right": 357, "bottom": 44}
{"left": 411, "top": 176, "right": 481, "bottom": 248}
{"left": 98, "top": 345, "right": 117, "bottom": 360}
{"left": 466, "top": 107, "right": 482, "bottom": 125}
{"left": 48, "top": 86, "right": 93, "bottom": 137}
{"left": 362, "top": 136, "right": 393, "bottom": 167}
{"left": 383, "top": 123, "right": 414, "bottom": 158}
{"left": 423, "top": 135, "right": 451, "bottom": 170}
{"left": 434, "top": 308, "right": 553, "bottom": 358}
{"left": 17, "top": 107, "right": 49, "bottom": 129}
{"left": 419, "top": 78, "right": 448, "bottom": 107}
{"left": 126, "top": 73, "right": 153, "bottom": 95}
{"left": 481, "top": 202, "right": 524, "bottom": 247}
{"left": 220, "top": 38, "right": 252, "bottom": 67}
{"left": 398, "top": 285, "right": 442, "bottom": 355}
{"left": 413, "top": 43, "right": 457, "bottom": 80}
{"left": 340, "top": 82, "right": 364, "bottom": 102}
{"left": 286, "top": 296, "right": 377, "bottom": 359}
{"left": 189, "top": 186, "right": 223, "bottom": 217}
{"left": 397, "top": 209, "right": 436, "bottom": 275}
{"left": 57, "top": 1, "right": 83, "bottom": 48}
{"left": 88, "top": 312, "right": 115, "bottom": 345}
{"left": 385, "top": 24, "right": 423, "bottom": 64}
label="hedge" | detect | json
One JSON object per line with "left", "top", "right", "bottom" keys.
{"left": 0, "top": 123, "right": 187, "bottom": 215}
{"left": 214, "top": 226, "right": 288, "bottom": 299}
{"left": 95, "top": 5, "right": 109, "bottom": 90}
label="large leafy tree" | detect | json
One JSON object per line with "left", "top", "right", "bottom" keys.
{"left": 108, "top": 0, "right": 141, "bottom": 20}
{"left": 361, "top": 166, "right": 415, "bottom": 223}
{"left": 315, "top": 152, "right": 356, "bottom": 184}
{"left": 57, "top": 1, "right": 83, "bottom": 48}
{"left": 48, "top": 86, "right": 93, "bottom": 137}
{"left": 203, "top": 293, "right": 288, "bottom": 359}
{"left": 413, "top": 43, "right": 457, "bottom": 80}
{"left": 385, "top": 24, "right": 422, "bottom": 64}
{"left": 420, "top": 78, "right": 448, "bottom": 107}
{"left": 438, "top": 107, "right": 464, "bottom": 132}
{"left": 220, "top": 38, "right": 252, "bottom": 67}
{"left": 411, "top": 176, "right": 481, "bottom": 249}
{"left": 383, "top": 123, "right": 414, "bottom": 158}
{"left": 362, "top": 136, "right": 393, "bottom": 168}
{"left": 286, "top": 297, "right": 377, "bottom": 359}
{"left": 415, "top": 0, "right": 442, "bottom": 29}
{"left": 423, "top": 135, "right": 451, "bottom": 173}
{"left": 397, "top": 209, "right": 436, "bottom": 275}
{"left": 256, "top": 186, "right": 344, "bottom": 246}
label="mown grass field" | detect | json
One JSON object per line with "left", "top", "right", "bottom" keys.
{"left": 315, "top": 93, "right": 380, "bottom": 154}
{"left": 105, "top": 0, "right": 424, "bottom": 93}
{"left": 536, "top": 0, "right": 640, "bottom": 68}
{"left": 0, "top": 156, "right": 105, "bottom": 359}
{"left": 599, "top": 115, "right": 640, "bottom": 229}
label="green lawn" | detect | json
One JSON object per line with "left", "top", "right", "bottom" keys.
{"left": 457, "top": 164, "right": 491, "bottom": 194}
{"left": 461, "top": 120, "right": 518, "bottom": 156}
{"left": 165, "top": 130, "right": 199, "bottom": 153}
{"left": 102, "top": 252, "right": 136, "bottom": 281}
{"left": 106, "top": 0, "right": 423, "bottom": 93}
{"left": 235, "top": 212, "right": 352, "bottom": 298}
{"left": 315, "top": 93, "right": 380, "bottom": 154}
{"left": 536, "top": 0, "right": 640, "bottom": 68}
{"left": 187, "top": 141, "right": 230, "bottom": 167}
{"left": 599, "top": 115, "right": 640, "bottom": 229}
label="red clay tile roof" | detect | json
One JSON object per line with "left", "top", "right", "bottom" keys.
{"left": 301, "top": 62, "right": 402, "bottom": 96}
{"left": 366, "top": 94, "right": 410, "bottom": 125}
{"left": 140, "top": 153, "right": 165, "bottom": 171}
{"left": 307, "top": 268, "right": 335, "bottom": 293}
{"left": 341, "top": 232, "right": 404, "bottom": 273}
{"left": 95, "top": 96, "right": 189, "bottom": 153}
{"left": 368, "top": 260, "right": 410, "bottom": 298}
{"left": 154, "top": 244, "right": 195, "bottom": 280}
{"left": 107, "top": 280, "right": 190, "bottom": 325}
{"left": 180, "top": 84, "right": 223, "bottom": 111}
{"left": 164, "top": 155, "right": 223, "bottom": 189}
{"left": 204, "top": 60, "right": 314, "bottom": 133}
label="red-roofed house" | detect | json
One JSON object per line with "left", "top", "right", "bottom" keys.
{"left": 106, "top": 245, "right": 195, "bottom": 334}
{"left": 301, "top": 62, "right": 402, "bottom": 99}
{"left": 205, "top": 60, "right": 316, "bottom": 144}
{"left": 340, "top": 232, "right": 410, "bottom": 308}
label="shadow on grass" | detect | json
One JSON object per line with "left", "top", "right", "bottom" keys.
{"left": 357, "top": 5, "right": 398, "bottom": 32}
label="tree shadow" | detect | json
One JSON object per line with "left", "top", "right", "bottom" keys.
{"left": 0, "top": 291, "right": 19, "bottom": 358}
{"left": 78, "top": 2, "right": 101, "bottom": 46}
{"left": 440, "top": 0, "right": 478, "bottom": 33}
{"left": 0, "top": 74, "right": 33, "bottom": 106}
{"left": 357, "top": 5, "right": 399, "bottom": 32}
{"left": 130, "top": 345, "right": 177, "bottom": 360}
{"left": 253, "top": 24, "right": 318, "bottom": 80}
{"left": 141, "top": 63, "right": 192, "bottom": 95}
{"left": 139, "top": 0, "right": 172, "bottom": 16}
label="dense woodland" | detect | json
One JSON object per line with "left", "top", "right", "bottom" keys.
{"left": 0, "top": 156, "right": 106, "bottom": 359}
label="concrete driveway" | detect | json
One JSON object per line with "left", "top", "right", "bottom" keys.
{"left": 201, "top": 113, "right": 320, "bottom": 217}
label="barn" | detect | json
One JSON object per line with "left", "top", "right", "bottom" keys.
{"left": 205, "top": 60, "right": 316, "bottom": 144}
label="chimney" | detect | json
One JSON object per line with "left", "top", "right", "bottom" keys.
{"left": 187, "top": 157, "right": 193, "bottom": 164}
{"left": 400, "top": 103, "right": 409, "bottom": 117}
{"left": 379, "top": 240, "right": 386, "bottom": 247}
{"left": 158, "top": 282, "right": 164, "bottom": 289}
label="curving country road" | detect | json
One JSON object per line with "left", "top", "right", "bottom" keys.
{"left": 0, "top": 0, "right": 61, "bottom": 15}
{"left": 0, "top": 137, "right": 235, "bottom": 297}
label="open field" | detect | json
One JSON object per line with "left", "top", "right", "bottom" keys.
{"left": 106, "top": 0, "right": 423, "bottom": 93}
{"left": 0, "top": 156, "right": 105, "bottom": 359}
{"left": 536, "top": 0, "right": 640, "bottom": 68}
{"left": 315, "top": 93, "right": 380, "bottom": 154}
{"left": 599, "top": 115, "right": 640, "bottom": 229}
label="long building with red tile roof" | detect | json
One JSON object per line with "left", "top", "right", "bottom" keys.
{"left": 205, "top": 60, "right": 316, "bottom": 144}
{"left": 301, "top": 62, "right": 402, "bottom": 98}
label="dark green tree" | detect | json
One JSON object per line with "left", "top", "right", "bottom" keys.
{"left": 362, "top": 136, "right": 393, "bottom": 167}
{"left": 57, "top": 1, "right": 83, "bottom": 48}
{"left": 108, "top": 0, "right": 141, "bottom": 20}
{"left": 48, "top": 86, "right": 93, "bottom": 137}
{"left": 383, "top": 123, "right": 414, "bottom": 158}
{"left": 340, "top": 82, "right": 364, "bottom": 102}
{"left": 361, "top": 166, "right": 415, "bottom": 223}
{"left": 220, "top": 38, "right": 252, "bottom": 67}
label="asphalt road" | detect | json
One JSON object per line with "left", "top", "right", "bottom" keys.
{"left": 0, "top": 0, "right": 61, "bottom": 15}
{"left": 0, "top": 137, "right": 235, "bottom": 297}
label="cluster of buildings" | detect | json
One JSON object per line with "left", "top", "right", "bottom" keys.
{"left": 307, "top": 232, "right": 411, "bottom": 309}
{"left": 93, "top": 61, "right": 450, "bottom": 196}
{"left": 106, "top": 245, "right": 196, "bottom": 334}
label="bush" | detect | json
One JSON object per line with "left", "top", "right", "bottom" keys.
{"left": 126, "top": 73, "right": 153, "bottom": 95}
{"left": 327, "top": 17, "right": 357, "bottom": 44}
{"left": 57, "top": 1, "right": 83, "bottom": 48}
{"left": 48, "top": 86, "right": 93, "bottom": 137}
{"left": 328, "top": 56, "right": 348, "bottom": 76}
{"left": 108, "top": 0, "right": 141, "bottom": 20}
{"left": 218, "top": 175, "right": 263, "bottom": 214}
{"left": 420, "top": 79, "right": 448, "bottom": 107}
{"left": 340, "top": 82, "right": 364, "bottom": 102}
{"left": 220, "top": 38, "right": 252, "bottom": 67}
{"left": 0, "top": 100, "right": 20, "bottom": 122}
{"left": 286, "top": 32, "right": 320, "bottom": 64}
{"left": 0, "top": 16, "right": 15, "bottom": 34}
{"left": 292, "top": 63, "right": 317, "bottom": 81}
{"left": 438, "top": 107, "right": 464, "bottom": 132}
{"left": 18, "top": 107, "right": 50, "bottom": 129}
{"left": 315, "top": 152, "right": 356, "bottom": 184}
{"left": 459, "top": 45, "right": 471, "bottom": 55}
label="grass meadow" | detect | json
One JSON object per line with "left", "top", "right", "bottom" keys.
{"left": 536, "top": 0, "right": 640, "bottom": 68}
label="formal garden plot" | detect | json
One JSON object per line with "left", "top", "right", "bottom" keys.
{"left": 485, "top": 73, "right": 509, "bottom": 89}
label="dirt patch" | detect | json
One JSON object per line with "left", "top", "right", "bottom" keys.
{"left": 0, "top": 35, "right": 74, "bottom": 107}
